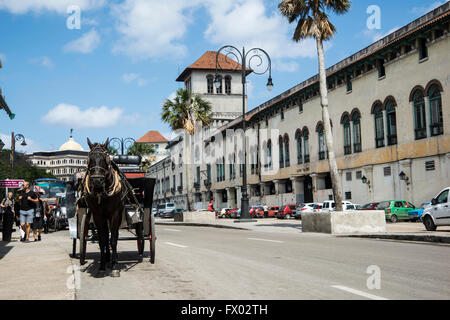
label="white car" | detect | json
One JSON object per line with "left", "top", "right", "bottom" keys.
{"left": 421, "top": 187, "right": 450, "bottom": 231}
{"left": 294, "top": 203, "right": 322, "bottom": 219}
{"left": 322, "top": 201, "right": 355, "bottom": 212}
{"left": 218, "top": 208, "right": 233, "bottom": 218}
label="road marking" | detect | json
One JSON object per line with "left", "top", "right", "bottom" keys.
{"left": 331, "top": 285, "right": 388, "bottom": 300}
{"left": 164, "top": 242, "right": 188, "bottom": 248}
{"left": 164, "top": 228, "right": 181, "bottom": 232}
{"left": 248, "top": 238, "right": 284, "bottom": 243}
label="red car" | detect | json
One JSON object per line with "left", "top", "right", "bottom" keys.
{"left": 276, "top": 205, "right": 297, "bottom": 219}
{"left": 249, "top": 206, "right": 264, "bottom": 218}
{"left": 268, "top": 206, "right": 280, "bottom": 217}
{"left": 253, "top": 208, "right": 266, "bottom": 218}
{"left": 360, "top": 202, "right": 380, "bottom": 210}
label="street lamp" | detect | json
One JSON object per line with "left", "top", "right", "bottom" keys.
{"left": 215, "top": 46, "right": 273, "bottom": 222}
{"left": 10, "top": 132, "right": 27, "bottom": 179}
{"left": 108, "top": 137, "right": 136, "bottom": 155}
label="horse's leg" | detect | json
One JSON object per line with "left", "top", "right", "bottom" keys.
{"left": 109, "top": 208, "right": 122, "bottom": 277}
{"left": 94, "top": 218, "right": 108, "bottom": 272}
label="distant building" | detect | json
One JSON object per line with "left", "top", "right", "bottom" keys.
{"left": 28, "top": 135, "right": 88, "bottom": 181}
{"left": 136, "top": 130, "right": 169, "bottom": 164}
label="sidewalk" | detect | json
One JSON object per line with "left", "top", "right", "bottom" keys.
{"left": 156, "top": 218, "right": 450, "bottom": 242}
{"left": 0, "top": 232, "right": 76, "bottom": 300}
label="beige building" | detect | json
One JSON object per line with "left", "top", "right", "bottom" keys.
{"left": 28, "top": 136, "right": 88, "bottom": 181}
{"left": 149, "top": 3, "right": 450, "bottom": 210}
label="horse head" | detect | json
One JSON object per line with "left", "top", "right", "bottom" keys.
{"left": 87, "top": 138, "right": 111, "bottom": 194}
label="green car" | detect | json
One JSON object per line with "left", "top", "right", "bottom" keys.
{"left": 377, "top": 200, "right": 416, "bottom": 223}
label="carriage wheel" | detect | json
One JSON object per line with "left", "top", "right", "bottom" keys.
{"left": 79, "top": 213, "right": 90, "bottom": 265}
{"left": 149, "top": 214, "right": 155, "bottom": 264}
{"left": 136, "top": 222, "right": 144, "bottom": 256}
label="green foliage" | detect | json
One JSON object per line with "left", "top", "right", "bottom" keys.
{"left": 127, "top": 143, "right": 155, "bottom": 157}
{"left": 108, "top": 145, "right": 119, "bottom": 155}
{"left": 161, "top": 88, "right": 212, "bottom": 135}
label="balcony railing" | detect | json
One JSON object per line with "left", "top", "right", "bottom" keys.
{"left": 415, "top": 128, "right": 427, "bottom": 140}
{"left": 375, "top": 137, "right": 385, "bottom": 148}
{"left": 344, "top": 145, "right": 352, "bottom": 155}
{"left": 353, "top": 143, "right": 362, "bottom": 153}
{"left": 319, "top": 151, "right": 326, "bottom": 160}
{"left": 430, "top": 124, "right": 443, "bottom": 137}
{"left": 193, "top": 182, "right": 200, "bottom": 190}
{"left": 387, "top": 134, "right": 397, "bottom": 146}
{"left": 304, "top": 155, "right": 310, "bottom": 164}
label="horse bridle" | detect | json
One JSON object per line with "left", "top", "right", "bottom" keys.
{"left": 87, "top": 144, "right": 112, "bottom": 193}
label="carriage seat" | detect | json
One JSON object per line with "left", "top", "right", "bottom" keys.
{"left": 112, "top": 155, "right": 142, "bottom": 165}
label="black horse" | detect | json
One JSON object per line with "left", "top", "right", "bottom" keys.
{"left": 85, "top": 138, "right": 124, "bottom": 276}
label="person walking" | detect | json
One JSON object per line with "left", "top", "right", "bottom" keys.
{"left": 1, "top": 192, "right": 15, "bottom": 242}
{"left": 208, "top": 199, "right": 215, "bottom": 212}
{"left": 18, "top": 181, "right": 39, "bottom": 243}
{"left": 32, "top": 190, "right": 46, "bottom": 242}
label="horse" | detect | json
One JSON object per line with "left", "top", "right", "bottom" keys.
{"left": 84, "top": 138, "right": 124, "bottom": 276}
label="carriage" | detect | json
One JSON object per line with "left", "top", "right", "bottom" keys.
{"left": 66, "top": 155, "right": 156, "bottom": 266}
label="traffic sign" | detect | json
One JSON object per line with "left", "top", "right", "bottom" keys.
{"left": 0, "top": 179, "right": 24, "bottom": 188}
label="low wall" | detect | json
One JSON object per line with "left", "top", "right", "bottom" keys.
{"left": 174, "top": 211, "right": 216, "bottom": 223}
{"left": 302, "top": 211, "right": 387, "bottom": 234}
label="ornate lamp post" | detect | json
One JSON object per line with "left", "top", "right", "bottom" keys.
{"left": 108, "top": 137, "right": 136, "bottom": 155}
{"left": 214, "top": 46, "right": 273, "bottom": 222}
{"left": 10, "top": 132, "right": 27, "bottom": 179}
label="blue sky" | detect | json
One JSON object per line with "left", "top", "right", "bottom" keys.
{"left": 0, "top": 0, "right": 447, "bottom": 153}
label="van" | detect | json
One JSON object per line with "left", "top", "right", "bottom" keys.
{"left": 156, "top": 203, "right": 175, "bottom": 216}
{"left": 322, "top": 201, "right": 354, "bottom": 212}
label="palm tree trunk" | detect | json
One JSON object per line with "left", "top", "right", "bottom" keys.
{"left": 185, "top": 134, "right": 193, "bottom": 212}
{"left": 316, "top": 37, "right": 343, "bottom": 212}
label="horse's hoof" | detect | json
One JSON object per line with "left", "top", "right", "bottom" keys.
{"left": 111, "top": 270, "right": 120, "bottom": 278}
{"left": 138, "top": 255, "right": 143, "bottom": 262}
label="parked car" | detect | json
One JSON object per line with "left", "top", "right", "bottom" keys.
{"left": 218, "top": 208, "right": 233, "bottom": 218}
{"left": 360, "top": 202, "right": 380, "bottom": 210}
{"left": 408, "top": 202, "right": 431, "bottom": 221}
{"left": 276, "top": 205, "right": 297, "bottom": 219}
{"left": 321, "top": 201, "right": 354, "bottom": 212}
{"left": 354, "top": 204, "right": 362, "bottom": 210}
{"left": 422, "top": 187, "right": 450, "bottom": 231}
{"left": 152, "top": 207, "right": 157, "bottom": 216}
{"left": 157, "top": 203, "right": 175, "bottom": 217}
{"left": 267, "top": 206, "right": 280, "bottom": 218}
{"left": 253, "top": 208, "right": 266, "bottom": 218}
{"left": 161, "top": 208, "right": 183, "bottom": 219}
{"left": 377, "top": 200, "right": 417, "bottom": 223}
{"left": 294, "top": 203, "right": 322, "bottom": 219}
{"left": 229, "top": 208, "right": 241, "bottom": 219}
{"left": 249, "top": 206, "right": 264, "bottom": 218}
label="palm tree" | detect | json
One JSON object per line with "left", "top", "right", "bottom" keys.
{"left": 161, "top": 88, "right": 212, "bottom": 211}
{"left": 127, "top": 143, "right": 155, "bottom": 157}
{"left": 279, "top": 0, "right": 351, "bottom": 212}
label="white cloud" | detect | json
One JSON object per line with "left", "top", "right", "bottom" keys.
{"left": 0, "top": 0, "right": 105, "bottom": 14}
{"left": 410, "top": 1, "right": 447, "bottom": 16}
{"left": 112, "top": 0, "right": 203, "bottom": 60}
{"left": 122, "top": 73, "right": 148, "bottom": 87}
{"left": 63, "top": 29, "right": 100, "bottom": 54}
{"left": 42, "top": 103, "right": 123, "bottom": 128}
{"left": 203, "top": 0, "right": 318, "bottom": 61}
{"left": 29, "top": 56, "right": 53, "bottom": 68}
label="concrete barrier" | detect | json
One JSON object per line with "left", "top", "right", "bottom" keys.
{"left": 174, "top": 210, "right": 216, "bottom": 223}
{"left": 302, "top": 211, "right": 387, "bottom": 234}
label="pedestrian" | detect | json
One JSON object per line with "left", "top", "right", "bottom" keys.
{"left": 1, "top": 192, "right": 15, "bottom": 242}
{"left": 32, "top": 190, "right": 46, "bottom": 242}
{"left": 18, "top": 181, "right": 39, "bottom": 243}
{"left": 208, "top": 199, "right": 215, "bottom": 212}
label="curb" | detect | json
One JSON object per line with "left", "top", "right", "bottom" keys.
{"left": 156, "top": 222, "right": 250, "bottom": 231}
{"left": 336, "top": 233, "right": 450, "bottom": 244}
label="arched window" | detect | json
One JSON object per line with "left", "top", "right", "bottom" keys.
{"left": 386, "top": 99, "right": 397, "bottom": 145}
{"left": 267, "top": 140, "right": 273, "bottom": 170}
{"left": 207, "top": 75, "right": 214, "bottom": 94}
{"left": 279, "top": 136, "right": 284, "bottom": 169}
{"left": 352, "top": 111, "right": 362, "bottom": 153}
{"left": 225, "top": 76, "right": 231, "bottom": 95}
{"left": 303, "top": 130, "right": 310, "bottom": 163}
{"left": 296, "top": 130, "right": 302, "bottom": 165}
{"left": 413, "top": 90, "right": 427, "bottom": 140}
{"left": 317, "top": 124, "right": 326, "bottom": 160}
{"left": 429, "top": 85, "right": 443, "bottom": 136}
{"left": 343, "top": 115, "right": 351, "bottom": 155}
{"left": 284, "top": 135, "right": 290, "bottom": 168}
{"left": 373, "top": 103, "right": 384, "bottom": 148}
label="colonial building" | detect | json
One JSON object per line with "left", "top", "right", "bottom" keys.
{"left": 149, "top": 3, "right": 450, "bottom": 210}
{"left": 28, "top": 135, "right": 88, "bottom": 181}
{"left": 136, "top": 130, "right": 169, "bottom": 164}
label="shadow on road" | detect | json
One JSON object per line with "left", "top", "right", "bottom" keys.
{"left": 253, "top": 222, "right": 302, "bottom": 231}
{"left": 0, "top": 241, "right": 14, "bottom": 260}
{"left": 74, "top": 250, "right": 150, "bottom": 278}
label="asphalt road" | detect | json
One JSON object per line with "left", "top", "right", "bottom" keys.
{"left": 59, "top": 225, "right": 450, "bottom": 300}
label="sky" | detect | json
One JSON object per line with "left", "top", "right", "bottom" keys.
{"left": 0, "top": 0, "right": 447, "bottom": 153}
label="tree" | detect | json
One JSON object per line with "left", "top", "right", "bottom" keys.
{"left": 278, "top": 0, "right": 351, "bottom": 212}
{"left": 161, "top": 88, "right": 212, "bottom": 211}
{"left": 127, "top": 143, "right": 155, "bottom": 157}
{"left": 108, "top": 145, "right": 119, "bottom": 156}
